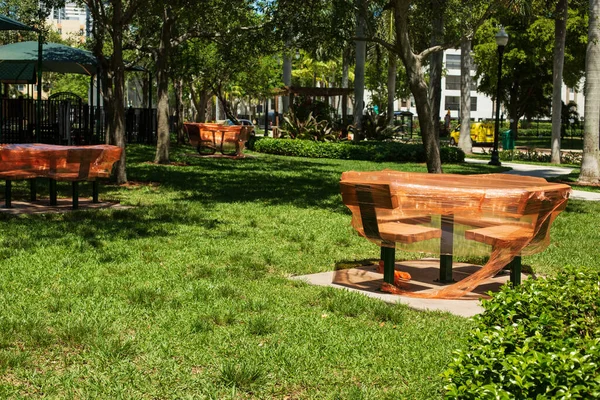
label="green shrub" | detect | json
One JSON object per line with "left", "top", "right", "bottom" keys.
{"left": 253, "top": 138, "right": 465, "bottom": 163}
{"left": 498, "top": 149, "right": 582, "bottom": 165}
{"left": 444, "top": 266, "right": 600, "bottom": 399}
{"left": 517, "top": 128, "right": 583, "bottom": 138}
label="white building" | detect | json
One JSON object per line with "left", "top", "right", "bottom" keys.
{"left": 368, "top": 48, "right": 585, "bottom": 121}
{"left": 46, "top": 2, "right": 91, "bottom": 42}
{"left": 440, "top": 49, "right": 494, "bottom": 121}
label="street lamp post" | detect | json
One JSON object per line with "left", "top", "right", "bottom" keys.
{"left": 489, "top": 26, "right": 509, "bottom": 166}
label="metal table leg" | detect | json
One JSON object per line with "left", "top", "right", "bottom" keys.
{"left": 439, "top": 214, "right": 454, "bottom": 283}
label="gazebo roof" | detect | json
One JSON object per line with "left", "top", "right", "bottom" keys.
{"left": 0, "top": 41, "right": 98, "bottom": 77}
{"left": 0, "top": 62, "right": 35, "bottom": 83}
{"left": 0, "top": 15, "right": 34, "bottom": 31}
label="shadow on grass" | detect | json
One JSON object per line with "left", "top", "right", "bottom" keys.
{"left": 125, "top": 144, "right": 507, "bottom": 213}
{"left": 0, "top": 204, "right": 226, "bottom": 254}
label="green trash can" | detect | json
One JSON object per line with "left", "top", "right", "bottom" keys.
{"left": 502, "top": 129, "right": 514, "bottom": 150}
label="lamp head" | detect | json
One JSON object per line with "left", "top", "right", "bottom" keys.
{"left": 495, "top": 26, "right": 509, "bottom": 47}
{"left": 295, "top": 50, "right": 301, "bottom": 60}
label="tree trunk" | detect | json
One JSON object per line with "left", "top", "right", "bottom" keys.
{"left": 387, "top": 52, "right": 397, "bottom": 126}
{"left": 342, "top": 46, "right": 350, "bottom": 89}
{"left": 154, "top": 6, "right": 174, "bottom": 164}
{"left": 353, "top": 0, "right": 367, "bottom": 141}
{"left": 282, "top": 51, "right": 292, "bottom": 114}
{"left": 579, "top": 0, "right": 600, "bottom": 183}
{"left": 551, "top": 0, "right": 568, "bottom": 164}
{"left": 101, "top": 69, "right": 114, "bottom": 145}
{"left": 393, "top": 0, "right": 442, "bottom": 173}
{"left": 428, "top": 0, "right": 445, "bottom": 140}
{"left": 190, "top": 85, "right": 210, "bottom": 123}
{"left": 142, "top": 72, "right": 149, "bottom": 109}
{"left": 459, "top": 37, "right": 473, "bottom": 154}
{"left": 110, "top": 0, "right": 127, "bottom": 184}
{"left": 342, "top": 45, "right": 350, "bottom": 120}
{"left": 174, "top": 77, "right": 184, "bottom": 144}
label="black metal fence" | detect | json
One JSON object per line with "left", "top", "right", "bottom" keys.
{"left": 0, "top": 98, "right": 157, "bottom": 145}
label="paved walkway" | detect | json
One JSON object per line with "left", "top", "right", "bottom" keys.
{"left": 465, "top": 158, "right": 600, "bottom": 201}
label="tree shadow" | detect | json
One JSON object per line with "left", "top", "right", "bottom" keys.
{"left": 125, "top": 148, "right": 508, "bottom": 214}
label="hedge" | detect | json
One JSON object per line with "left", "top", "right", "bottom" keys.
{"left": 252, "top": 138, "right": 465, "bottom": 163}
{"left": 444, "top": 266, "right": 600, "bottom": 399}
{"left": 499, "top": 150, "right": 582, "bottom": 165}
{"left": 517, "top": 128, "right": 583, "bottom": 138}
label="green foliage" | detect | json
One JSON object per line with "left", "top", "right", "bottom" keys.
{"left": 473, "top": 7, "right": 587, "bottom": 123}
{"left": 49, "top": 74, "right": 90, "bottom": 100}
{"left": 444, "top": 266, "right": 600, "bottom": 399}
{"left": 280, "top": 110, "right": 336, "bottom": 142}
{"left": 254, "top": 138, "right": 465, "bottom": 163}
{"left": 219, "top": 362, "right": 265, "bottom": 391}
{"left": 360, "top": 111, "right": 398, "bottom": 141}
{"left": 499, "top": 149, "right": 582, "bottom": 165}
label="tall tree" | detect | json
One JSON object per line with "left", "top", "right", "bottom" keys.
{"left": 459, "top": 37, "right": 473, "bottom": 153}
{"left": 579, "top": 0, "right": 600, "bottom": 183}
{"left": 359, "top": 0, "right": 494, "bottom": 172}
{"left": 551, "top": 0, "right": 569, "bottom": 164}
{"left": 428, "top": 0, "right": 446, "bottom": 138}
{"left": 354, "top": 0, "right": 367, "bottom": 139}
{"left": 83, "top": 0, "right": 143, "bottom": 183}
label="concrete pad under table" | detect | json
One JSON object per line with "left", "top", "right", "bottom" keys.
{"left": 292, "top": 259, "right": 527, "bottom": 318}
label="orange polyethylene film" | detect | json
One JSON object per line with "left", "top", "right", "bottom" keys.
{"left": 340, "top": 170, "right": 571, "bottom": 299}
{"left": 0, "top": 144, "right": 122, "bottom": 180}
{"left": 183, "top": 122, "right": 250, "bottom": 155}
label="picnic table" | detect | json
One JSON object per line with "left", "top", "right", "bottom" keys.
{"left": 0, "top": 143, "right": 122, "bottom": 209}
{"left": 340, "top": 171, "right": 571, "bottom": 298}
{"left": 183, "top": 122, "right": 250, "bottom": 156}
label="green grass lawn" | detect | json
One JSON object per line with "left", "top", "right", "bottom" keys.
{"left": 0, "top": 145, "right": 598, "bottom": 398}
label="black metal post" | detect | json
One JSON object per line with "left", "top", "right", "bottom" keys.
{"left": 489, "top": 44, "right": 505, "bottom": 166}
{"left": 382, "top": 245, "right": 396, "bottom": 284}
{"left": 37, "top": 31, "right": 43, "bottom": 143}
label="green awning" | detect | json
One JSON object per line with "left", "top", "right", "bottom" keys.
{"left": 0, "top": 41, "right": 97, "bottom": 75}
{"left": 0, "top": 15, "right": 34, "bottom": 31}
{"left": 0, "top": 62, "right": 35, "bottom": 83}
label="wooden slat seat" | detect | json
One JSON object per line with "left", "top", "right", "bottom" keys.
{"left": 340, "top": 179, "right": 441, "bottom": 285}
{"left": 184, "top": 123, "right": 217, "bottom": 154}
{"left": 46, "top": 148, "right": 104, "bottom": 181}
{"left": 465, "top": 224, "right": 533, "bottom": 247}
{"left": 0, "top": 170, "right": 39, "bottom": 180}
{"left": 377, "top": 214, "right": 432, "bottom": 225}
{"left": 379, "top": 221, "right": 441, "bottom": 244}
{"left": 454, "top": 215, "right": 532, "bottom": 229}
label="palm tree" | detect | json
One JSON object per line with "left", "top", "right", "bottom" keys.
{"left": 551, "top": 0, "right": 568, "bottom": 164}
{"left": 429, "top": 0, "right": 447, "bottom": 139}
{"left": 459, "top": 36, "right": 473, "bottom": 154}
{"left": 579, "top": 0, "right": 600, "bottom": 183}
{"left": 353, "top": 0, "right": 367, "bottom": 140}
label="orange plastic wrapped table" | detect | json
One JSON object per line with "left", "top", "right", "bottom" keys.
{"left": 0, "top": 143, "right": 122, "bottom": 209}
{"left": 183, "top": 123, "right": 250, "bottom": 156}
{"left": 340, "top": 171, "right": 571, "bottom": 298}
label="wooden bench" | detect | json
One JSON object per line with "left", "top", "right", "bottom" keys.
{"left": 340, "top": 180, "right": 441, "bottom": 285}
{"left": 1, "top": 144, "right": 121, "bottom": 210}
{"left": 183, "top": 123, "right": 250, "bottom": 156}
{"left": 45, "top": 148, "right": 105, "bottom": 209}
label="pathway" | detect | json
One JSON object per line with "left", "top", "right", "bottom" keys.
{"left": 465, "top": 158, "right": 600, "bottom": 201}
